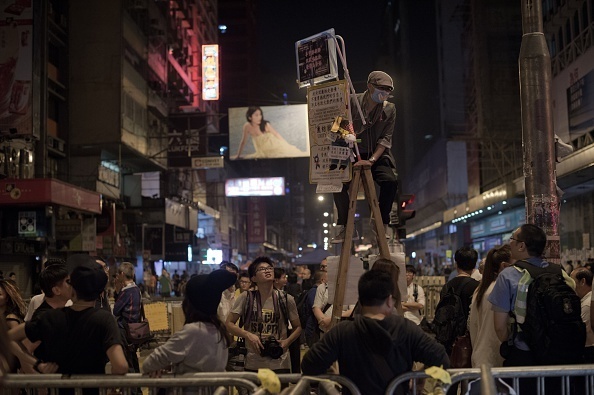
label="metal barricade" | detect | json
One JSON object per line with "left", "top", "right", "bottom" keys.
{"left": 2, "top": 373, "right": 361, "bottom": 395}
{"left": 1, "top": 373, "right": 259, "bottom": 395}
{"left": 384, "top": 371, "right": 429, "bottom": 395}
{"left": 449, "top": 365, "right": 594, "bottom": 395}
{"left": 385, "top": 365, "right": 594, "bottom": 395}
{"left": 277, "top": 374, "right": 361, "bottom": 395}
{"left": 414, "top": 277, "right": 445, "bottom": 322}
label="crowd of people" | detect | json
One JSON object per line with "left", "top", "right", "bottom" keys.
{"left": 2, "top": 223, "right": 594, "bottom": 394}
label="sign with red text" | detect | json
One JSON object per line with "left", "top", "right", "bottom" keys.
{"left": 247, "top": 197, "right": 266, "bottom": 244}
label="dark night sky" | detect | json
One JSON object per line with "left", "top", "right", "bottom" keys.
{"left": 256, "top": 0, "right": 390, "bottom": 105}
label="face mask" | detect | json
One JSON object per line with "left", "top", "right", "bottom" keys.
{"left": 371, "top": 88, "right": 390, "bottom": 103}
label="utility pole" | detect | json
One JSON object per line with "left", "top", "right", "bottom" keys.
{"left": 519, "top": 0, "right": 560, "bottom": 263}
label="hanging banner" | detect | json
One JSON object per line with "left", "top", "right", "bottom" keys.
{"left": 247, "top": 197, "right": 266, "bottom": 244}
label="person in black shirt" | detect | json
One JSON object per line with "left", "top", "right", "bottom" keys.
{"left": 9, "top": 256, "right": 128, "bottom": 377}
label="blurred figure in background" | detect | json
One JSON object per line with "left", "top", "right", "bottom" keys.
{"left": 0, "top": 279, "right": 26, "bottom": 329}
{"left": 468, "top": 245, "right": 511, "bottom": 368}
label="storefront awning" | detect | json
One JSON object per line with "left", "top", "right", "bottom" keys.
{"left": 0, "top": 178, "right": 101, "bottom": 214}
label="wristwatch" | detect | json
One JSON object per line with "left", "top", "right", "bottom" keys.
{"left": 369, "top": 156, "right": 376, "bottom": 164}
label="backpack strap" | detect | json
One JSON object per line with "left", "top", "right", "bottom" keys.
{"left": 276, "top": 289, "right": 290, "bottom": 329}
{"left": 413, "top": 283, "right": 418, "bottom": 303}
{"left": 241, "top": 290, "right": 257, "bottom": 329}
{"left": 514, "top": 259, "right": 561, "bottom": 278}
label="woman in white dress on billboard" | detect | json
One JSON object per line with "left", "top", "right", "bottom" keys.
{"left": 232, "top": 106, "right": 306, "bottom": 159}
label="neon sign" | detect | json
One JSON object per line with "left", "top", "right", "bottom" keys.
{"left": 202, "top": 44, "right": 219, "bottom": 100}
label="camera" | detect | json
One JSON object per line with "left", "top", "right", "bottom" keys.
{"left": 260, "top": 336, "right": 284, "bottom": 359}
{"left": 229, "top": 338, "right": 247, "bottom": 357}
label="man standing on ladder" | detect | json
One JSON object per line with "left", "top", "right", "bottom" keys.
{"left": 331, "top": 71, "right": 398, "bottom": 244}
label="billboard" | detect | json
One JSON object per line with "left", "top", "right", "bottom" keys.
{"left": 202, "top": 44, "right": 219, "bottom": 101}
{"left": 229, "top": 105, "right": 309, "bottom": 160}
{"left": 0, "top": 2, "right": 34, "bottom": 137}
{"left": 225, "top": 177, "right": 285, "bottom": 197}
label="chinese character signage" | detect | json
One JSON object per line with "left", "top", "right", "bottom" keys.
{"left": 202, "top": 44, "right": 219, "bottom": 101}
{"left": 225, "top": 177, "right": 285, "bottom": 197}
{"left": 307, "top": 80, "right": 350, "bottom": 184}
{"left": 295, "top": 29, "right": 338, "bottom": 88}
{"left": 247, "top": 197, "right": 266, "bottom": 244}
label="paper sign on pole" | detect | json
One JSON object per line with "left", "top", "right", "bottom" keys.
{"left": 326, "top": 255, "right": 365, "bottom": 306}
{"left": 307, "top": 80, "right": 351, "bottom": 184}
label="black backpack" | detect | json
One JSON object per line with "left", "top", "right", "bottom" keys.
{"left": 433, "top": 278, "right": 473, "bottom": 353}
{"left": 295, "top": 286, "right": 315, "bottom": 329}
{"left": 513, "top": 260, "right": 586, "bottom": 364}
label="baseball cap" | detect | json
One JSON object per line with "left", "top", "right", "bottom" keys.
{"left": 367, "top": 71, "right": 394, "bottom": 91}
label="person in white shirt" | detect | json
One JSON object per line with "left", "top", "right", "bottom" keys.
{"left": 217, "top": 262, "right": 239, "bottom": 323}
{"left": 571, "top": 267, "right": 594, "bottom": 362}
{"left": 402, "top": 265, "right": 425, "bottom": 325}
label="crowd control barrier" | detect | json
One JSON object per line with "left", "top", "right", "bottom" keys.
{"left": 384, "top": 364, "right": 594, "bottom": 395}
{"left": 1, "top": 372, "right": 361, "bottom": 395}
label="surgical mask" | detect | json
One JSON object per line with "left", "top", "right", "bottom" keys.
{"left": 371, "top": 88, "right": 390, "bottom": 103}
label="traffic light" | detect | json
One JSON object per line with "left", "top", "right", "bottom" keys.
{"left": 398, "top": 194, "right": 416, "bottom": 227}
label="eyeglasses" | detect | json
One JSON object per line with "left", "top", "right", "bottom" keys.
{"left": 255, "top": 266, "right": 274, "bottom": 273}
{"left": 509, "top": 237, "right": 524, "bottom": 243}
{"left": 239, "top": 280, "right": 251, "bottom": 284}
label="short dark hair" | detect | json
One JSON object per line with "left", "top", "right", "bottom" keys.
{"left": 287, "top": 272, "right": 298, "bottom": 284}
{"left": 574, "top": 267, "right": 593, "bottom": 287}
{"left": 358, "top": 270, "right": 394, "bottom": 307}
{"left": 39, "top": 264, "right": 69, "bottom": 297}
{"left": 220, "top": 262, "right": 239, "bottom": 273}
{"left": 248, "top": 256, "right": 274, "bottom": 278}
{"left": 239, "top": 271, "right": 250, "bottom": 279}
{"left": 273, "top": 268, "right": 286, "bottom": 279}
{"left": 454, "top": 247, "right": 478, "bottom": 271}
{"left": 518, "top": 224, "right": 547, "bottom": 257}
{"left": 405, "top": 265, "right": 416, "bottom": 275}
{"left": 313, "top": 270, "right": 326, "bottom": 284}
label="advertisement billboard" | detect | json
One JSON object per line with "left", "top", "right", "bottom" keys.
{"left": 228, "top": 105, "right": 309, "bottom": 160}
{"left": 202, "top": 44, "right": 219, "bottom": 101}
{"left": 0, "top": 2, "right": 34, "bottom": 137}
{"left": 225, "top": 177, "right": 285, "bottom": 197}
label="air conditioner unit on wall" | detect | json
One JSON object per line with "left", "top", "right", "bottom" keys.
{"left": 47, "top": 135, "right": 66, "bottom": 154}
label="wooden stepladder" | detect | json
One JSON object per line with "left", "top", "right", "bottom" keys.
{"left": 329, "top": 165, "right": 391, "bottom": 328}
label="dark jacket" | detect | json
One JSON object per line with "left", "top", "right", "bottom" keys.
{"left": 351, "top": 92, "right": 397, "bottom": 168}
{"left": 302, "top": 314, "right": 449, "bottom": 395}
{"left": 113, "top": 283, "right": 141, "bottom": 325}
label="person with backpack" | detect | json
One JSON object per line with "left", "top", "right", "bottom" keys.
{"left": 489, "top": 224, "right": 585, "bottom": 367}
{"left": 402, "top": 265, "right": 425, "bottom": 325}
{"left": 433, "top": 247, "right": 479, "bottom": 355}
{"left": 301, "top": 270, "right": 327, "bottom": 347}
{"left": 226, "top": 256, "right": 301, "bottom": 373}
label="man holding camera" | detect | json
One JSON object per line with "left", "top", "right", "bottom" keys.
{"left": 226, "top": 256, "right": 301, "bottom": 372}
